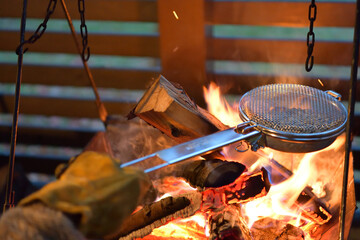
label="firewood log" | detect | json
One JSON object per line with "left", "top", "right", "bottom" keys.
{"left": 128, "top": 75, "right": 228, "bottom": 143}
{"left": 107, "top": 168, "right": 270, "bottom": 240}
{"left": 127, "top": 75, "right": 248, "bottom": 178}
{"left": 174, "top": 159, "right": 246, "bottom": 188}
{"left": 267, "top": 158, "right": 332, "bottom": 224}
{"left": 209, "top": 205, "right": 245, "bottom": 240}
{"left": 238, "top": 217, "right": 305, "bottom": 240}
{"left": 201, "top": 168, "right": 270, "bottom": 210}
{"left": 105, "top": 192, "right": 202, "bottom": 240}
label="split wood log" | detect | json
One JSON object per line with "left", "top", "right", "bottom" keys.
{"left": 127, "top": 74, "right": 244, "bottom": 175}
{"left": 238, "top": 217, "right": 305, "bottom": 240}
{"left": 106, "top": 169, "right": 270, "bottom": 240}
{"left": 201, "top": 168, "right": 270, "bottom": 210}
{"left": 268, "top": 158, "right": 332, "bottom": 225}
{"left": 104, "top": 191, "right": 202, "bottom": 240}
{"left": 209, "top": 205, "right": 245, "bottom": 240}
{"left": 128, "top": 75, "right": 228, "bottom": 143}
{"left": 175, "top": 159, "right": 246, "bottom": 188}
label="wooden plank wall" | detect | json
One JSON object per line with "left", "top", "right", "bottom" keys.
{"left": 0, "top": 0, "right": 359, "bottom": 206}
{"left": 0, "top": 0, "right": 160, "bottom": 173}
{"left": 205, "top": 1, "right": 359, "bottom": 96}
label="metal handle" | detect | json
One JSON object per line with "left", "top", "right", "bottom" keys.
{"left": 325, "top": 90, "right": 342, "bottom": 101}
{"left": 121, "top": 123, "right": 261, "bottom": 172}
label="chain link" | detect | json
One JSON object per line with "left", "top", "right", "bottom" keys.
{"left": 15, "top": 0, "right": 57, "bottom": 55}
{"left": 305, "top": 0, "right": 317, "bottom": 72}
{"left": 78, "top": 0, "right": 90, "bottom": 61}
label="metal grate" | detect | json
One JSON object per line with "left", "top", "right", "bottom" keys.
{"left": 239, "top": 84, "right": 347, "bottom": 134}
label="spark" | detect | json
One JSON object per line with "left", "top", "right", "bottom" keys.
{"left": 173, "top": 10, "right": 179, "bottom": 20}
{"left": 317, "top": 79, "right": 324, "bottom": 87}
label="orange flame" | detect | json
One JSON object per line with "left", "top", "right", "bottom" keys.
{"left": 203, "top": 82, "right": 241, "bottom": 127}
{"left": 202, "top": 82, "right": 346, "bottom": 238}
{"left": 140, "top": 82, "right": 348, "bottom": 239}
{"left": 144, "top": 214, "right": 208, "bottom": 240}
{"left": 142, "top": 177, "right": 208, "bottom": 239}
{"left": 241, "top": 152, "right": 314, "bottom": 228}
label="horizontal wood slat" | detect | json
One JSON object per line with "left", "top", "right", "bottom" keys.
{"left": 0, "top": 141, "right": 81, "bottom": 173}
{"left": 0, "top": 114, "right": 103, "bottom": 132}
{"left": 1, "top": 64, "right": 357, "bottom": 102}
{"left": 207, "top": 38, "right": 353, "bottom": 66}
{"left": 2, "top": 32, "right": 353, "bottom": 66}
{"left": 0, "top": 155, "right": 68, "bottom": 174}
{"left": 0, "top": 31, "right": 159, "bottom": 57}
{"left": 207, "top": 74, "right": 360, "bottom": 101}
{"left": 0, "top": 0, "right": 157, "bottom": 22}
{"left": 1, "top": 96, "right": 136, "bottom": 118}
{"left": 0, "top": 65, "right": 160, "bottom": 89}
{"left": 3, "top": 1, "right": 354, "bottom": 27}
{"left": 206, "top": 2, "right": 356, "bottom": 27}
{"left": 0, "top": 127, "right": 96, "bottom": 148}
{"left": 0, "top": 113, "right": 102, "bottom": 148}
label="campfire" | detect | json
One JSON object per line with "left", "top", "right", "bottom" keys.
{"left": 97, "top": 76, "right": 355, "bottom": 240}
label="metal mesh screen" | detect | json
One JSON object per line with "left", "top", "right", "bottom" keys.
{"left": 239, "top": 84, "right": 347, "bottom": 134}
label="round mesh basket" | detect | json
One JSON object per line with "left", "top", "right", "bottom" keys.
{"left": 239, "top": 84, "right": 347, "bottom": 134}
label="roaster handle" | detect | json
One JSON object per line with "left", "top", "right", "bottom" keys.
{"left": 120, "top": 122, "right": 262, "bottom": 173}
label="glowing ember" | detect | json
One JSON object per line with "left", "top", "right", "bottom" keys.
{"left": 241, "top": 152, "right": 314, "bottom": 228}
{"left": 202, "top": 82, "right": 353, "bottom": 239}
{"left": 154, "top": 176, "right": 197, "bottom": 200}
{"left": 142, "top": 214, "right": 208, "bottom": 240}
{"left": 139, "top": 177, "right": 208, "bottom": 239}
{"left": 136, "top": 82, "right": 353, "bottom": 240}
{"left": 204, "top": 82, "right": 322, "bottom": 228}
{"left": 317, "top": 79, "right": 324, "bottom": 87}
{"left": 172, "top": 10, "right": 179, "bottom": 20}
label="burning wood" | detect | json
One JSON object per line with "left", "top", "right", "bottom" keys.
{"left": 209, "top": 205, "right": 245, "bottom": 240}
{"left": 239, "top": 217, "right": 305, "bottom": 240}
{"left": 177, "top": 159, "right": 246, "bottom": 188}
{"left": 107, "top": 192, "right": 202, "bottom": 240}
{"left": 108, "top": 169, "right": 270, "bottom": 240}
{"left": 266, "top": 158, "right": 332, "bottom": 224}
{"left": 201, "top": 169, "right": 270, "bottom": 210}
{"left": 95, "top": 79, "right": 355, "bottom": 239}
{"left": 295, "top": 186, "right": 332, "bottom": 225}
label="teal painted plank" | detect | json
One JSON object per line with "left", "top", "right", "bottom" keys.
{"left": 1, "top": 18, "right": 352, "bottom": 42}
{"left": 210, "top": 60, "right": 354, "bottom": 80}
{"left": 0, "top": 83, "right": 144, "bottom": 102}
{"left": 0, "top": 114, "right": 104, "bottom": 132}
{"left": 0, "top": 18, "right": 158, "bottom": 36}
{"left": 0, "top": 143, "right": 81, "bottom": 160}
{"left": 0, "top": 51, "right": 161, "bottom": 71}
{"left": 212, "top": 25, "right": 354, "bottom": 42}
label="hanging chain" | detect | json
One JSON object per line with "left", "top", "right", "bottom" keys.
{"left": 78, "top": 0, "right": 90, "bottom": 61}
{"left": 305, "top": 0, "right": 317, "bottom": 72}
{"left": 15, "top": 0, "right": 57, "bottom": 55}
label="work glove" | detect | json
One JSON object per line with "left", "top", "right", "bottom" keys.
{"left": 19, "top": 151, "right": 153, "bottom": 238}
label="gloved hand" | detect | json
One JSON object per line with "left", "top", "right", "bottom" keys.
{"left": 19, "top": 151, "right": 153, "bottom": 238}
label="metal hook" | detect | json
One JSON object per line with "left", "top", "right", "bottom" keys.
{"left": 235, "top": 141, "right": 249, "bottom": 153}
{"left": 305, "top": 55, "right": 314, "bottom": 72}
{"left": 81, "top": 46, "right": 90, "bottom": 62}
{"left": 15, "top": 41, "right": 29, "bottom": 55}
